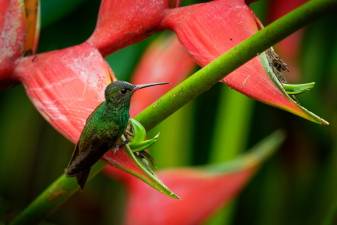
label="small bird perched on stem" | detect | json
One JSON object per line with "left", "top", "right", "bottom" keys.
{"left": 65, "top": 80, "right": 168, "bottom": 189}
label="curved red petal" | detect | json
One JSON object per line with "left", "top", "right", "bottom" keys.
{"left": 118, "top": 130, "right": 284, "bottom": 225}
{"left": 125, "top": 168, "right": 253, "bottom": 225}
{"left": 161, "top": 0, "right": 327, "bottom": 124}
{"left": 0, "top": 0, "right": 25, "bottom": 82}
{"left": 14, "top": 43, "right": 115, "bottom": 142}
{"left": 87, "top": 0, "right": 171, "bottom": 56}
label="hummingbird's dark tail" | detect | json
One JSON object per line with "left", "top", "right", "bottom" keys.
{"left": 74, "top": 169, "right": 90, "bottom": 189}
{"left": 65, "top": 144, "right": 90, "bottom": 189}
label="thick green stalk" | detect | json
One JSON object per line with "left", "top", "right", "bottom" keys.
{"left": 151, "top": 103, "right": 194, "bottom": 168}
{"left": 209, "top": 90, "right": 252, "bottom": 163}
{"left": 205, "top": 90, "right": 253, "bottom": 225}
{"left": 322, "top": 197, "right": 337, "bottom": 225}
{"left": 9, "top": 162, "right": 105, "bottom": 225}
{"left": 10, "top": 1, "right": 337, "bottom": 224}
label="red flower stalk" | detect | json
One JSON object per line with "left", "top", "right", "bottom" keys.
{"left": 0, "top": 0, "right": 40, "bottom": 88}
{"left": 160, "top": 0, "right": 327, "bottom": 124}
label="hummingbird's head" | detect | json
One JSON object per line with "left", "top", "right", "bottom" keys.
{"left": 104, "top": 80, "right": 168, "bottom": 106}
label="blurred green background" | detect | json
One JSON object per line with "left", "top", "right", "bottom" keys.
{"left": 1, "top": 0, "right": 337, "bottom": 224}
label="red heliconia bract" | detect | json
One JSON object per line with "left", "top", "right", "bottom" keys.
{"left": 105, "top": 129, "right": 283, "bottom": 225}
{"left": 267, "top": 0, "right": 307, "bottom": 81}
{"left": 161, "top": 0, "right": 327, "bottom": 125}
{"left": 88, "top": 0, "right": 179, "bottom": 56}
{"left": 124, "top": 168, "right": 254, "bottom": 225}
{"left": 130, "top": 35, "right": 195, "bottom": 115}
{"left": 14, "top": 43, "right": 114, "bottom": 142}
{"left": 0, "top": 0, "right": 25, "bottom": 85}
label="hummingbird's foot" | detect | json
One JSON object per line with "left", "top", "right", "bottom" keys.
{"left": 122, "top": 138, "right": 129, "bottom": 145}
{"left": 124, "top": 122, "right": 134, "bottom": 141}
{"left": 112, "top": 145, "right": 120, "bottom": 153}
{"left": 111, "top": 138, "right": 129, "bottom": 153}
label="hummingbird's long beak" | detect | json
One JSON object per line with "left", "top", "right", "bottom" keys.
{"left": 133, "top": 82, "right": 169, "bottom": 92}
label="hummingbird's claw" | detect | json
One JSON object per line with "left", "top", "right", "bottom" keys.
{"left": 111, "top": 138, "right": 129, "bottom": 153}
{"left": 112, "top": 145, "right": 120, "bottom": 153}
{"left": 121, "top": 139, "right": 129, "bottom": 145}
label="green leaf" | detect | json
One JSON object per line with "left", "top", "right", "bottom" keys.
{"left": 259, "top": 51, "right": 328, "bottom": 125}
{"left": 128, "top": 119, "right": 146, "bottom": 144}
{"left": 128, "top": 118, "right": 160, "bottom": 152}
{"left": 282, "top": 82, "right": 315, "bottom": 95}
{"left": 204, "top": 130, "right": 285, "bottom": 173}
{"left": 121, "top": 135, "right": 179, "bottom": 199}
{"left": 129, "top": 133, "right": 160, "bottom": 152}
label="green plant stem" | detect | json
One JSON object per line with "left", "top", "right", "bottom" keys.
{"left": 205, "top": 90, "right": 253, "bottom": 225}
{"left": 322, "top": 198, "right": 337, "bottom": 225}
{"left": 9, "top": 161, "right": 105, "bottom": 225}
{"left": 209, "top": 91, "right": 252, "bottom": 163}
{"left": 151, "top": 103, "right": 194, "bottom": 168}
{"left": 10, "top": 1, "right": 337, "bottom": 224}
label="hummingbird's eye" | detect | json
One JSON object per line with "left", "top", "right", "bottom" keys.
{"left": 120, "top": 89, "right": 127, "bottom": 94}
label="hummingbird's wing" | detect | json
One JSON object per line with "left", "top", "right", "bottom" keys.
{"left": 75, "top": 168, "right": 90, "bottom": 189}
{"left": 65, "top": 101, "right": 125, "bottom": 189}
{"left": 68, "top": 144, "right": 79, "bottom": 165}
{"left": 65, "top": 143, "right": 91, "bottom": 189}
{"left": 65, "top": 102, "right": 105, "bottom": 175}
{"left": 65, "top": 144, "right": 80, "bottom": 176}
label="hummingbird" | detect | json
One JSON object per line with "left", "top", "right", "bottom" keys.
{"left": 65, "top": 80, "right": 168, "bottom": 189}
